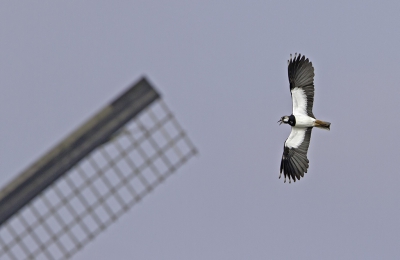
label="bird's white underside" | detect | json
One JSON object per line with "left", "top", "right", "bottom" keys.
{"left": 285, "top": 127, "right": 306, "bottom": 149}
{"left": 293, "top": 114, "right": 315, "bottom": 127}
{"left": 291, "top": 86, "right": 315, "bottom": 127}
{"left": 291, "top": 87, "right": 307, "bottom": 115}
{"left": 286, "top": 87, "right": 316, "bottom": 149}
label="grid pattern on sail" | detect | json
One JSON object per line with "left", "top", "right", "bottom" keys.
{"left": 0, "top": 99, "right": 197, "bottom": 260}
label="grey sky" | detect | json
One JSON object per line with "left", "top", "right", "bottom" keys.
{"left": 1, "top": 1, "right": 400, "bottom": 259}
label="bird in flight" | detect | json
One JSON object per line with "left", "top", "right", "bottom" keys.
{"left": 278, "top": 53, "right": 330, "bottom": 183}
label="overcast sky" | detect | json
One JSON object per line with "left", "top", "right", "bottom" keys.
{"left": 1, "top": 1, "right": 400, "bottom": 259}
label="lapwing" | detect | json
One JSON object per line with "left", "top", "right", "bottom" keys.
{"left": 278, "top": 53, "right": 331, "bottom": 183}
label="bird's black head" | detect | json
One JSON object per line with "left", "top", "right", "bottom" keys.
{"left": 278, "top": 116, "right": 289, "bottom": 125}
{"left": 278, "top": 115, "right": 296, "bottom": 126}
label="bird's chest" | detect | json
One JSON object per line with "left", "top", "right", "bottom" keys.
{"left": 293, "top": 114, "right": 315, "bottom": 127}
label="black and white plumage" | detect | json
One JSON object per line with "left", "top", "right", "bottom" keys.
{"left": 278, "top": 53, "right": 331, "bottom": 183}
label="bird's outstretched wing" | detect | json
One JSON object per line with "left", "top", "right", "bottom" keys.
{"left": 280, "top": 127, "right": 312, "bottom": 183}
{"left": 288, "top": 54, "right": 315, "bottom": 118}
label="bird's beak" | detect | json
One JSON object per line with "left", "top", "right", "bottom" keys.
{"left": 277, "top": 119, "right": 283, "bottom": 125}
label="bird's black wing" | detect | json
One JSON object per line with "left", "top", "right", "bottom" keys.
{"left": 288, "top": 54, "right": 315, "bottom": 118}
{"left": 280, "top": 127, "right": 313, "bottom": 183}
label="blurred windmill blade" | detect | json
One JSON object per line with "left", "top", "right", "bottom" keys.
{"left": 0, "top": 77, "right": 197, "bottom": 260}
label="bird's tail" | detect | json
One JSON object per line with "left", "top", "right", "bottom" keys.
{"left": 314, "top": 120, "right": 331, "bottom": 130}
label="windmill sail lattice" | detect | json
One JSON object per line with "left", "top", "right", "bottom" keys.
{"left": 0, "top": 78, "right": 197, "bottom": 260}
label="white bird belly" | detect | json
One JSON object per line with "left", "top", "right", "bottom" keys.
{"left": 294, "top": 114, "right": 315, "bottom": 127}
